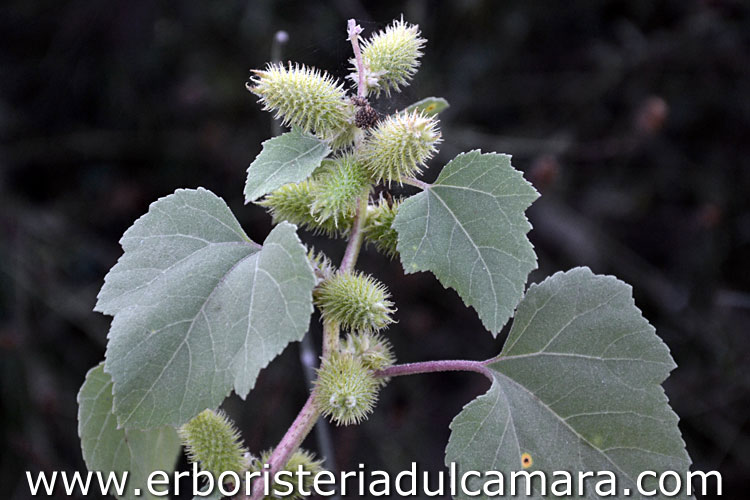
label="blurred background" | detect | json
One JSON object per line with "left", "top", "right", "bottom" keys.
{"left": 1, "top": 0, "right": 748, "bottom": 498}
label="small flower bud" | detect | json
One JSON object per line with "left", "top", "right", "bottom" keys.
{"left": 307, "top": 247, "right": 336, "bottom": 284}
{"left": 360, "top": 111, "right": 441, "bottom": 184}
{"left": 251, "top": 448, "right": 324, "bottom": 500}
{"left": 363, "top": 197, "right": 400, "bottom": 259}
{"left": 342, "top": 331, "right": 396, "bottom": 373}
{"left": 314, "top": 271, "right": 395, "bottom": 333}
{"left": 248, "top": 62, "right": 351, "bottom": 140}
{"left": 178, "top": 409, "right": 250, "bottom": 481}
{"left": 310, "top": 155, "right": 371, "bottom": 228}
{"left": 314, "top": 352, "right": 379, "bottom": 426}
{"left": 355, "top": 18, "right": 426, "bottom": 97}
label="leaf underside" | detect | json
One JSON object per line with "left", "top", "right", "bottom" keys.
{"left": 403, "top": 96, "right": 450, "bottom": 116}
{"left": 99, "top": 188, "right": 315, "bottom": 429}
{"left": 394, "top": 150, "right": 539, "bottom": 335}
{"left": 78, "top": 363, "right": 181, "bottom": 500}
{"left": 244, "top": 127, "right": 331, "bottom": 203}
{"left": 445, "top": 267, "right": 692, "bottom": 499}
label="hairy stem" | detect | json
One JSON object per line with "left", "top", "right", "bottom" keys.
{"left": 246, "top": 394, "right": 320, "bottom": 500}
{"left": 347, "top": 19, "right": 367, "bottom": 98}
{"left": 401, "top": 177, "right": 431, "bottom": 190}
{"left": 376, "top": 359, "right": 494, "bottom": 382}
{"left": 321, "top": 320, "right": 340, "bottom": 358}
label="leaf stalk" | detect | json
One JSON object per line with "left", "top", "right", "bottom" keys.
{"left": 376, "top": 359, "right": 494, "bottom": 382}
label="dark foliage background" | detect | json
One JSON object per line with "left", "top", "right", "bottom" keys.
{"left": 1, "top": 1, "right": 748, "bottom": 498}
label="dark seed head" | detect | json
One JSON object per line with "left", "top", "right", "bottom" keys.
{"left": 355, "top": 104, "right": 379, "bottom": 129}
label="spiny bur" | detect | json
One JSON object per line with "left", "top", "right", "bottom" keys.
{"left": 342, "top": 331, "right": 396, "bottom": 375}
{"left": 329, "top": 121, "right": 360, "bottom": 150}
{"left": 248, "top": 62, "right": 351, "bottom": 141}
{"left": 361, "top": 110, "right": 441, "bottom": 184}
{"left": 259, "top": 180, "right": 352, "bottom": 237}
{"left": 310, "top": 155, "right": 371, "bottom": 228}
{"left": 314, "top": 352, "right": 379, "bottom": 426}
{"left": 355, "top": 18, "right": 425, "bottom": 97}
{"left": 178, "top": 409, "right": 250, "bottom": 482}
{"left": 259, "top": 180, "right": 317, "bottom": 231}
{"left": 314, "top": 271, "right": 395, "bottom": 333}
{"left": 363, "top": 197, "right": 400, "bottom": 259}
{"left": 251, "top": 448, "right": 324, "bottom": 500}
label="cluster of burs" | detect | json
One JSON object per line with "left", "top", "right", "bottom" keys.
{"left": 178, "top": 18, "right": 439, "bottom": 494}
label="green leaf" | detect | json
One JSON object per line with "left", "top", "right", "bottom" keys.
{"left": 403, "top": 96, "right": 450, "bottom": 116}
{"left": 393, "top": 151, "right": 538, "bottom": 334}
{"left": 445, "top": 268, "right": 691, "bottom": 499}
{"left": 96, "top": 188, "right": 257, "bottom": 316}
{"left": 78, "top": 363, "right": 181, "bottom": 500}
{"left": 101, "top": 188, "right": 315, "bottom": 429}
{"left": 244, "top": 128, "right": 331, "bottom": 203}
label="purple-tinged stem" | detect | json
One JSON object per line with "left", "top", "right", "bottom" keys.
{"left": 401, "top": 177, "right": 431, "bottom": 190}
{"left": 246, "top": 394, "right": 320, "bottom": 500}
{"left": 347, "top": 19, "right": 367, "bottom": 98}
{"left": 376, "top": 359, "right": 494, "bottom": 382}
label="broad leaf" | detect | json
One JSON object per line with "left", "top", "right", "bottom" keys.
{"left": 403, "top": 96, "right": 450, "bottom": 116}
{"left": 445, "top": 268, "right": 691, "bottom": 499}
{"left": 101, "top": 188, "right": 315, "bottom": 429}
{"left": 96, "top": 188, "right": 257, "bottom": 316}
{"left": 244, "top": 128, "right": 330, "bottom": 203}
{"left": 78, "top": 363, "right": 181, "bottom": 500}
{"left": 393, "top": 151, "right": 538, "bottom": 334}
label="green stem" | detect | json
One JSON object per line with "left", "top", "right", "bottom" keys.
{"left": 321, "top": 320, "right": 340, "bottom": 358}
{"left": 339, "top": 195, "right": 368, "bottom": 273}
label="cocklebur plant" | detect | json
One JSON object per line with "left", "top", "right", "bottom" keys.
{"left": 351, "top": 17, "right": 426, "bottom": 97}
{"left": 360, "top": 110, "right": 441, "bottom": 184}
{"left": 249, "top": 62, "right": 356, "bottom": 146}
{"left": 77, "top": 17, "right": 692, "bottom": 500}
{"left": 313, "top": 351, "right": 380, "bottom": 426}
{"left": 314, "top": 271, "right": 395, "bottom": 334}
{"left": 179, "top": 409, "right": 251, "bottom": 483}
